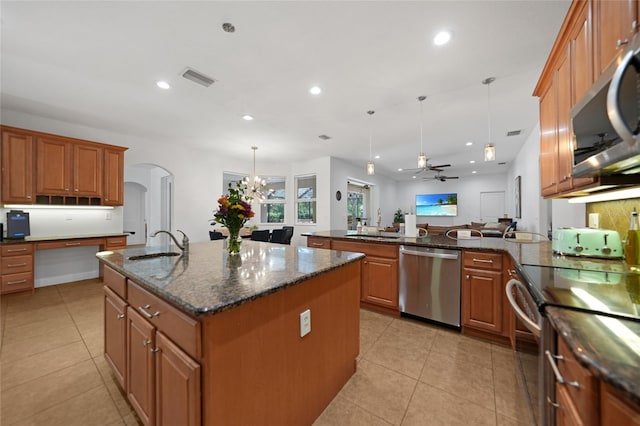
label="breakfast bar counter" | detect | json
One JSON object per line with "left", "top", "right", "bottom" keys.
{"left": 97, "top": 240, "right": 364, "bottom": 426}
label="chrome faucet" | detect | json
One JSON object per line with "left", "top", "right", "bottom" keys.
{"left": 152, "top": 230, "right": 189, "bottom": 254}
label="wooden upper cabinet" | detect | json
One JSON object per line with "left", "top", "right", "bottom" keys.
{"left": 571, "top": 1, "right": 594, "bottom": 105}
{"left": 557, "top": 49, "right": 574, "bottom": 193}
{"left": 36, "top": 136, "right": 72, "bottom": 195}
{"left": 539, "top": 82, "right": 558, "bottom": 197}
{"left": 104, "top": 147, "right": 125, "bottom": 206}
{"left": 73, "top": 143, "right": 103, "bottom": 197}
{"left": 595, "top": 0, "right": 638, "bottom": 76}
{"left": 1, "top": 127, "right": 34, "bottom": 203}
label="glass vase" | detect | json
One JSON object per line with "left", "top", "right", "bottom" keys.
{"left": 228, "top": 228, "right": 242, "bottom": 255}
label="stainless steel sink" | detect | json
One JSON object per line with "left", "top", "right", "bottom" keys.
{"left": 128, "top": 252, "right": 180, "bottom": 260}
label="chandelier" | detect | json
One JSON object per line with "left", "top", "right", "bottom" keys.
{"left": 244, "top": 146, "right": 267, "bottom": 200}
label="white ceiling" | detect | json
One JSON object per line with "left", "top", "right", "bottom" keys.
{"left": 0, "top": 1, "right": 570, "bottom": 181}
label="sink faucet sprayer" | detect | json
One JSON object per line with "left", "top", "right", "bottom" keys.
{"left": 152, "top": 230, "right": 189, "bottom": 254}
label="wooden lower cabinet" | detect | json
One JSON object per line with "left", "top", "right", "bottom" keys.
{"left": 307, "top": 236, "right": 331, "bottom": 249}
{"left": 127, "top": 307, "right": 156, "bottom": 426}
{"left": 104, "top": 286, "right": 127, "bottom": 389}
{"left": 601, "top": 382, "right": 640, "bottom": 425}
{"left": 155, "top": 332, "right": 201, "bottom": 426}
{"left": 1, "top": 243, "right": 34, "bottom": 294}
{"left": 462, "top": 251, "right": 504, "bottom": 336}
{"left": 556, "top": 384, "right": 584, "bottom": 426}
{"left": 362, "top": 256, "right": 398, "bottom": 308}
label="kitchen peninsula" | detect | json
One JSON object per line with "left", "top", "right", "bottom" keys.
{"left": 96, "top": 240, "right": 363, "bottom": 426}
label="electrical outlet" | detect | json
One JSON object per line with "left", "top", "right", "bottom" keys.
{"left": 300, "top": 309, "right": 311, "bottom": 337}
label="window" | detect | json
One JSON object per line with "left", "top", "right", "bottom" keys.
{"left": 347, "top": 181, "right": 371, "bottom": 229}
{"left": 259, "top": 176, "right": 286, "bottom": 223}
{"left": 296, "top": 175, "right": 316, "bottom": 224}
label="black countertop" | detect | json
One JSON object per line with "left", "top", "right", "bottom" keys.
{"left": 96, "top": 240, "right": 364, "bottom": 317}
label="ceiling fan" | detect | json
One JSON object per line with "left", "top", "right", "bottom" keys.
{"left": 402, "top": 161, "right": 452, "bottom": 175}
{"left": 424, "top": 171, "right": 459, "bottom": 182}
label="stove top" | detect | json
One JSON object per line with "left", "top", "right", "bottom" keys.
{"left": 519, "top": 264, "right": 640, "bottom": 322}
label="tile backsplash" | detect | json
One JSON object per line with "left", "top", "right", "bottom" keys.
{"left": 586, "top": 198, "right": 640, "bottom": 238}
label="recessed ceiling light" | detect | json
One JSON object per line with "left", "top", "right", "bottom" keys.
{"left": 433, "top": 31, "right": 451, "bottom": 46}
{"left": 472, "top": 170, "right": 477, "bottom": 174}
{"left": 469, "top": 160, "right": 476, "bottom": 164}
{"left": 466, "top": 141, "right": 473, "bottom": 146}
{"left": 398, "top": 168, "right": 403, "bottom": 172}
{"left": 412, "top": 176, "right": 417, "bottom": 179}
{"left": 156, "top": 81, "right": 171, "bottom": 90}
{"left": 242, "top": 114, "right": 254, "bottom": 121}
{"left": 375, "top": 155, "right": 380, "bottom": 159}
{"left": 309, "top": 86, "right": 322, "bottom": 95}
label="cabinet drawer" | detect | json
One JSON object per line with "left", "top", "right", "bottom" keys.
{"left": 128, "top": 281, "right": 201, "bottom": 359}
{"left": 332, "top": 239, "right": 398, "bottom": 259}
{"left": 104, "top": 266, "right": 127, "bottom": 299}
{"left": 307, "top": 237, "right": 331, "bottom": 249}
{"left": 1, "top": 272, "right": 34, "bottom": 293}
{"left": 557, "top": 336, "right": 598, "bottom": 424}
{"left": 36, "top": 238, "right": 104, "bottom": 250}
{"left": 463, "top": 251, "right": 502, "bottom": 270}
{"left": 1, "top": 243, "right": 34, "bottom": 256}
{"left": 1, "top": 255, "right": 33, "bottom": 274}
{"left": 105, "top": 236, "right": 127, "bottom": 250}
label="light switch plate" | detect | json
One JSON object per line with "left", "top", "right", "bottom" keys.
{"left": 588, "top": 213, "right": 599, "bottom": 229}
{"left": 300, "top": 309, "right": 311, "bottom": 337}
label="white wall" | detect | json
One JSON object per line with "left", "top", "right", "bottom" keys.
{"left": 393, "top": 173, "right": 508, "bottom": 226}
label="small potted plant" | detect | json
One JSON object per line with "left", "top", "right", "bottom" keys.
{"left": 393, "top": 209, "right": 404, "bottom": 230}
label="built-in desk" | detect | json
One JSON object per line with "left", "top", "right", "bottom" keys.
{"left": 0, "top": 234, "right": 127, "bottom": 294}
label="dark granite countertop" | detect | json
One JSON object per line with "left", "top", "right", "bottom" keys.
{"left": 96, "top": 240, "right": 364, "bottom": 317}
{"left": 1, "top": 233, "right": 128, "bottom": 245}
{"left": 546, "top": 306, "right": 640, "bottom": 405}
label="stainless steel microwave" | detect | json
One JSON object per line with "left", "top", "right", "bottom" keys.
{"left": 572, "top": 33, "right": 640, "bottom": 177}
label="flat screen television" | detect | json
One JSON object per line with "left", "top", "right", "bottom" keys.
{"left": 416, "top": 193, "right": 458, "bottom": 217}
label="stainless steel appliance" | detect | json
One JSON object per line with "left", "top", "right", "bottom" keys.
{"left": 399, "top": 245, "right": 461, "bottom": 328}
{"left": 572, "top": 33, "right": 640, "bottom": 177}
{"left": 510, "top": 263, "right": 640, "bottom": 425}
{"left": 552, "top": 228, "right": 623, "bottom": 259}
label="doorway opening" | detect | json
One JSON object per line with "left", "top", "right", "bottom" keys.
{"left": 347, "top": 180, "right": 372, "bottom": 230}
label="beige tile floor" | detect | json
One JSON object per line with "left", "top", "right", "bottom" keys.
{"left": 1, "top": 279, "right": 532, "bottom": 426}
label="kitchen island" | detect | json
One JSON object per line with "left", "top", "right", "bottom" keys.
{"left": 96, "top": 240, "right": 364, "bottom": 426}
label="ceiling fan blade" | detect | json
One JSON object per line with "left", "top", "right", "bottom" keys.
{"left": 429, "top": 164, "right": 451, "bottom": 169}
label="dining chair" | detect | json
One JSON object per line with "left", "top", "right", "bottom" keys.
{"left": 250, "top": 229, "right": 271, "bottom": 242}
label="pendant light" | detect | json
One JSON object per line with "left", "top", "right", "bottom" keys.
{"left": 417, "top": 95, "right": 427, "bottom": 169}
{"left": 483, "top": 77, "right": 496, "bottom": 162}
{"left": 244, "top": 146, "right": 267, "bottom": 200}
{"left": 366, "top": 110, "right": 375, "bottom": 175}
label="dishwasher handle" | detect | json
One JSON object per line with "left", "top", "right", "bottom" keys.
{"left": 505, "top": 279, "right": 541, "bottom": 338}
{"left": 400, "top": 247, "right": 459, "bottom": 260}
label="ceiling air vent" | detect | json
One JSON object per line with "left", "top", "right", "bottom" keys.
{"left": 506, "top": 129, "right": 522, "bottom": 137}
{"left": 181, "top": 67, "right": 215, "bottom": 87}
{"left": 318, "top": 134, "right": 332, "bottom": 140}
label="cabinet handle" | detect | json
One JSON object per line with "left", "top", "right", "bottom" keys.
{"left": 74, "top": 188, "right": 79, "bottom": 192}
{"left": 65, "top": 242, "right": 81, "bottom": 246}
{"left": 138, "top": 305, "right": 160, "bottom": 319}
{"left": 7, "top": 248, "right": 27, "bottom": 253}
{"left": 151, "top": 348, "right": 160, "bottom": 353}
{"left": 466, "top": 275, "right": 470, "bottom": 279}
{"left": 7, "top": 263, "right": 27, "bottom": 268}
{"left": 142, "top": 339, "right": 152, "bottom": 347}
{"left": 116, "top": 314, "right": 125, "bottom": 319}
{"left": 617, "top": 38, "right": 629, "bottom": 48}
{"left": 7, "top": 279, "right": 27, "bottom": 285}
{"left": 544, "top": 350, "right": 580, "bottom": 388}
{"left": 472, "top": 258, "right": 493, "bottom": 264}
{"left": 508, "top": 269, "right": 517, "bottom": 277}
{"left": 311, "top": 242, "right": 324, "bottom": 247}
{"left": 27, "top": 195, "right": 31, "bottom": 199}
{"left": 546, "top": 396, "right": 560, "bottom": 408}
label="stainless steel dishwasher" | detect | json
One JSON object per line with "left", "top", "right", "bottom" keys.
{"left": 399, "top": 245, "right": 461, "bottom": 328}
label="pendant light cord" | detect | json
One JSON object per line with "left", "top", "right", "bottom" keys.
{"left": 367, "top": 110, "right": 375, "bottom": 161}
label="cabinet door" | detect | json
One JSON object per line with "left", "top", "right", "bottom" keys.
{"left": 601, "top": 382, "right": 640, "bottom": 425}
{"left": 103, "top": 148, "right": 124, "bottom": 205}
{"left": 73, "top": 144, "right": 103, "bottom": 196}
{"left": 307, "top": 236, "right": 331, "bottom": 249}
{"left": 556, "top": 384, "right": 584, "bottom": 426}
{"left": 104, "top": 286, "right": 127, "bottom": 389}
{"left": 539, "top": 82, "right": 558, "bottom": 197}
{"left": 1, "top": 129, "right": 34, "bottom": 203}
{"left": 155, "top": 332, "right": 201, "bottom": 426}
{"left": 462, "top": 268, "right": 503, "bottom": 334}
{"left": 127, "top": 307, "right": 155, "bottom": 426}
{"left": 557, "top": 49, "right": 574, "bottom": 193}
{"left": 596, "top": 0, "right": 637, "bottom": 76}
{"left": 362, "top": 256, "right": 398, "bottom": 308}
{"left": 36, "top": 137, "right": 71, "bottom": 195}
